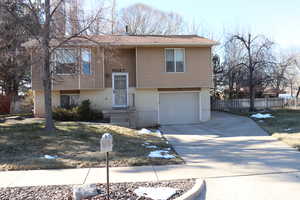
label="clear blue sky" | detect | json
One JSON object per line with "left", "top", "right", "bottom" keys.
{"left": 113, "top": 0, "right": 300, "bottom": 51}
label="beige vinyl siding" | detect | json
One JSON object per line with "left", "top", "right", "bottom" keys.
{"left": 136, "top": 47, "right": 213, "bottom": 88}
{"left": 104, "top": 48, "right": 136, "bottom": 88}
{"left": 31, "top": 47, "right": 104, "bottom": 90}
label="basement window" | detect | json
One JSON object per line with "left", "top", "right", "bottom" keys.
{"left": 165, "top": 48, "right": 185, "bottom": 72}
{"left": 60, "top": 94, "right": 80, "bottom": 109}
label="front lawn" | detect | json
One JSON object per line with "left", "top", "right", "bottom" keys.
{"left": 0, "top": 118, "right": 183, "bottom": 171}
{"left": 249, "top": 109, "right": 300, "bottom": 150}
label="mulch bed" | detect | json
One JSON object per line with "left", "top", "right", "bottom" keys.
{"left": 0, "top": 179, "right": 195, "bottom": 200}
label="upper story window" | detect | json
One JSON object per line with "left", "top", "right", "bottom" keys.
{"left": 81, "top": 48, "right": 92, "bottom": 75}
{"left": 165, "top": 48, "right": 185, "bottom": 73}
{"left": 54, "top": 48, "right": 77, "bottom": 75}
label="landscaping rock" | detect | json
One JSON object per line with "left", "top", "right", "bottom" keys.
{"left": 0, "top": 179, "right": 195, "bottom": 200}
{"left": 73, "top": 184, "right": 99, "bottom": 200}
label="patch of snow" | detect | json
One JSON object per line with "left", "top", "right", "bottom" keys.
{"left": 138, "top": 129, "right": 163, "bottom": 137}
{"left": 258, "top": 120, "right": 264, "bottom": 123}
{"left": 284, "top": 128, "right": 293, "bottom": 131}
{"left": 148, "top": 150, "right": 175, "bottom": 159}
{"left": 155, "top": 130, "right": 162, "bottom": 137}
{"left": 134, "top": 187, "right": 177, "bottom": 200}
{"left": 251, "top": 113, "right": 273, "bottom": 119}
{"left": 164, "top": 148, "right": 171, "bottom": 151}
{"left": 145, "top": 145, "right": 158, "bottom": 149}
{"left": 138, "top": 128, "right": 152, "bottom": 134}
{"left": 279, "top": 94, "right": 293, "bottom": 99}
{"left": 43, "top": 155, "right": 58, "bottom": 159}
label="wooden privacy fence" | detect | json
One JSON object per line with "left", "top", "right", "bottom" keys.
{"left": 212, "top": 98, "right": 285, "bottom": 111}
{"left": 0, "top": 95, "right": 11, "bottom": 114}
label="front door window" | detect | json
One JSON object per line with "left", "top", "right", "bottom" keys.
{"left": 113, "top": 73, "right": 128, "bottom": 107}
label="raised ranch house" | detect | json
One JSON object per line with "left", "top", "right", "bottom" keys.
{"left": 27, "top": 35, "right": 217, "bottom": 128}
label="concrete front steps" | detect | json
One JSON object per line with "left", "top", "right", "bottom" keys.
{"left": 103, "top": 108, "right": 136, "bottom": 128}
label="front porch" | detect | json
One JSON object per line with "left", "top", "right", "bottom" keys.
{"left": 102, "top": 107, "right": 137, "bottom": 128}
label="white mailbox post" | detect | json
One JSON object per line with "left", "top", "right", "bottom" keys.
{"left": 100, "top": 133, "right": 113, "bottom": 200}
{"left": 101, "top": 133, "right": 113, "bottom": 152}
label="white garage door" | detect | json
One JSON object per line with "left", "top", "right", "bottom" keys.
{"left": 159, "top": 92, "right": 199, "bottom": 125}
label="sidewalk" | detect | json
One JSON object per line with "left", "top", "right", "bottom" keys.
{"left": 1, "top": 163, "right": 227, "bottom": 187}
{"left": 2, "top": 162, "right": 300, "bottom": 188}
{"left": 0, "top": 164, "right": 203, "bottom": 188}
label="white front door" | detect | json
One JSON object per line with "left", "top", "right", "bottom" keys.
{"left": 112, "top": 72, "right": 128, "bottom": 108}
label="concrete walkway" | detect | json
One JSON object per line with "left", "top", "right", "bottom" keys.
{"left": 161, "top": 112, "right": 300, "bottom": 200}
{"left": 1, "top": 111, "right": 300, "bottom": 199}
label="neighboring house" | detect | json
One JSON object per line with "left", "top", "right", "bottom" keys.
{"left": 26, "top": 35, "right": 218, "bottom": 128}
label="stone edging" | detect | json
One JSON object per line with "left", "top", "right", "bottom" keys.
{"left": 175, "top": 179, "right": 206, "bottom": 200}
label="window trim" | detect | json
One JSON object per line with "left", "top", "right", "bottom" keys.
{"left": 53, "top": 48, "right": 78, "bottom": 75}
{"left": 164, "top": 48, "right": 186, "bottom": 73}
{"left": 81, "top": 48, "right": 92, "bottom": 75}
{"left": 60, "top": 93, "right": 80, "bottom": 108}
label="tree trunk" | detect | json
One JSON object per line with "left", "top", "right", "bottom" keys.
{"left": 249, "top": 82, "right": 255, "bottom": 111}
{"left": 296, "top": 87, "right": 300, "bottom": 98}
{"left": 249, "top": 67, "right": 255, "bottom": 111}
{"left": 291, "top": 82, "right": 293, "bottom": 97}
{"left": 42, "top": 0, "right": 55, "bottom": 132}
{"left": 8, "top": 91, "right": 18, "bottom": 114}
{"left": 247, "top": 34, "right": 255, "bottom": 112}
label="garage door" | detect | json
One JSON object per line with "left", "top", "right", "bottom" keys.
{"left": 159, "top": 92, "right": 199, "bottom": 125}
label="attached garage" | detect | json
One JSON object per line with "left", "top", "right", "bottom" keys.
{"left": 159, "top": 92, "right": 200, "bottom": 125}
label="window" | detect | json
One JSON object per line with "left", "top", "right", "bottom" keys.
{"left": 60, "top": 94, "right": 80, "bottom": 108}
{"left": 81, "top": 49, "right": 91, "bottom": 75}
{"left": 54, "top": 48, "right": 77, "bottom": 74}
{"left": 165, "top": 49, "right": 185, "bottom": 72}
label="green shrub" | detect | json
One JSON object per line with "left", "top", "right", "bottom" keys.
{"left": 53, "top": 107, "right": 79, "bottom": 121}
{"left": 53, "top": 100, "right": 102, "bottom": 122}
{"left": 77, "top": 100, "right": 92, "bottom": 121}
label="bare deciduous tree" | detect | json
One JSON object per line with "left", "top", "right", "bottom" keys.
{"left": 117, "top": 3, "right": 185, "bottom": 35}
{"left": 230, "top": 33, "right": 274, "bottom": 111}
{"left": 1, "top": 0, "right": 105, "bottom": 131}
{"left": 269, "top": 53, "right": 297, "bottom": 96}
{"left": 219, "top": 36, "right": 246, "bottom": 99}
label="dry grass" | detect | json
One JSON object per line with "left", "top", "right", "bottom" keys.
{"left": 250, "top": 109, "right": 300, "bottom": 150}
{"left": 0, "top": 118, "right": 183, "bottom": 171}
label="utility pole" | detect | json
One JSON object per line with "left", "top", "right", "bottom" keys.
{"left": 111, "top": 0, "right": 116, "bottom": 34}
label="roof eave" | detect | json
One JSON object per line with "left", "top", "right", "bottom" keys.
{"left": 112, "top": 42, "right": 219, "bottom": 47}
{"left": 22, "top": 40, "right": 220, "bottom": 48}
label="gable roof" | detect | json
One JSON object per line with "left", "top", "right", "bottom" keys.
{"left": 23, "top": 35, "right": 219, "bottom": 48}
{"left": 88, "top": 35, "right": 218, "bottom": 46}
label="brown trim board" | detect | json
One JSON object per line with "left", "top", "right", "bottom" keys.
{"left": 158, "top": 88, "right": 201, "bottom": 92}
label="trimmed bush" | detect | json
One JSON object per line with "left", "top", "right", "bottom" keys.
{"left": 77, "top": 100, "right": 92, "bottom": 121}
{"left": 53, "top": 100, "right": 102, "bottom": 122}
{"left": 52, "top": 107, "right": 79, "bottom": 121}
{"left": 77, "top": 100, "right": 102, "bottom": 121}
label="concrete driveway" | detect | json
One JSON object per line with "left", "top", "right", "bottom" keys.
{"left": 161, "top": 112, "right": 300, "bottom": 200}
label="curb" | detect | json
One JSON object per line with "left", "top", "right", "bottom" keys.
{"left": 175, "top": 179, "right": 206, "bottom": 200}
